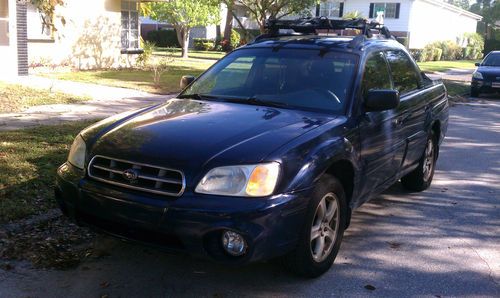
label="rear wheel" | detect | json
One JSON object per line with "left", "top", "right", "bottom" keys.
{"left": 401, "top": 131, "right": 438, "bottom": 191}
{"left": 284, "top": 175, "right": 347, "bottom": 278}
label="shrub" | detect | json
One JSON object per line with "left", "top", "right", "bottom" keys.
{"left": 432, "top": 48, "right": 443, "bottom": 61}
{"left": 231, "top": 29, "right": 241, "bottom": 49}
{"left": 433, "top": 40, "right": 462, "bottom": 60}
{"left": 221, "top": 29, "right": 242, "bottom": 52}
{"left": 145, "top": 29, "right": 180, "bottom": 48}
{"left": 193, "top": 38, "right": 215, "bottom": 51}
{"left": 420, "top": 45, "right": 435, "bottom": 62}
{"left": 396, "top": 37, "right": 409, "bottom": 48}
{"left": 409, "top": 49, "right": 423, "bottom": 62}
{"left": 137, "top": 40, "right": 157, "bottom": 67}
{"left": 459, "top": 33, "right": 485, "bottom": 59}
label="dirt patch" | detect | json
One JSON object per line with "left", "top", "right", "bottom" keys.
{"left": 0, "top": 214, "right": 96, "bottom": 270}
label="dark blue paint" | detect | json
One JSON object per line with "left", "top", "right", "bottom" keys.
{"left": 55, "top": 37, "right": 449, "bottom": 263}
{"left": 471, "top": 51, "right": 500, "bottom": 95}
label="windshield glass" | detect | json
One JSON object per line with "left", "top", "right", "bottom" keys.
{"left": 482, "top": 53, "right": 500, "bottom": 66}
{"left": 181, "top": 48, "right": 358, "bottom": 113}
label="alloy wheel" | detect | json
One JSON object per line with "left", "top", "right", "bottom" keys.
{"left": 310, "top": 193, "right": 340, "bottom": 263}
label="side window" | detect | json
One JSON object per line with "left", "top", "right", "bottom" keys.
{"left": 385, "top": 50, "right": 420, "bottom": 94}
{"left": 361, "top": 52, "right": 392, "bottom": 99}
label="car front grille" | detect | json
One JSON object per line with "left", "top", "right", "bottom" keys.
{"left": 88, "top": 155, "right": 185, "bottom": 197}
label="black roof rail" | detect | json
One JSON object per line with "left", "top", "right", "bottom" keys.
{"left": 253, "top": 17, "right": 393, "bottom": 42}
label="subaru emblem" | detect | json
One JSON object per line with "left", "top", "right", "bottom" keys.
{"left": 123, "top": 169, "right": 139, "bottom": 181}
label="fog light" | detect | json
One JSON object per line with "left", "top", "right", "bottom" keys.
{"left": 222, "top": 230, "right": 247, "bottom": 256}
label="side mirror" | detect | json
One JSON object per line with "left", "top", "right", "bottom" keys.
{"left": 365, "top": 89, "right": 400, "bottom": 112}
{"left": 180, "top": 75, "right": 196, "bottom": 90}
{"left": 475, "top": 62, "right": 480, "bottom": 67}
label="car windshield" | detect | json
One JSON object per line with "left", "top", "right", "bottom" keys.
{"left": 482, "top": 53, "right": 500, "bottom": 66}
{"left": 181, "top": 48, "right": 358, "bottom": 114}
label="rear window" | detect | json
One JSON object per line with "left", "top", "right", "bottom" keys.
{"left": 182, "top": 48, "right": 358, "bottom": 114}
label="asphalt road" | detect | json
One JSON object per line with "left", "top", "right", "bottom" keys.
{"left": 1, "top": 98, "right": 499, "bottom": 297}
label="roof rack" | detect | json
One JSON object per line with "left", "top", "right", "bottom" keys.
{"left": 254, "top": 17, "right": 393, "bottom": 42}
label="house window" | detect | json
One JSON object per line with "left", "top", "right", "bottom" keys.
{"left": 370, "top": 3, "right": 400, "bottom": 19}
{"left": 121, "top": 0, "right": 139, "bottom": 49}
{"left": 27, "top": 3, "right": 52, "bottom": 40}
{"left": 318, "top": 1, "right": 344, "bottom": 18}
{"left": 0, "top": 0, "right": 8, "bottom": 45}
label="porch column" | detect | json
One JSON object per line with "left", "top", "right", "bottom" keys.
{"left": 16, "top": 0, "right": 28, "bottom": 76}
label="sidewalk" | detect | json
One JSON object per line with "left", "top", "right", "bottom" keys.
{"left": 426, "top": 68, "right": 474, "bottom": 82}
{"left": 0, "top": 76, "right": 175, "bottom": 131}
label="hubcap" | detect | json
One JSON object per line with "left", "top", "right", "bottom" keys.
{"left": 310, "top": 193, "right": 340, "bottom": 263}
{"left": 423, "top": 139, "right": 435, "bottom": 181}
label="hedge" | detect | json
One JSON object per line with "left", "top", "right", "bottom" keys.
{"left": 145, "top": 30, "right": 180, "bottom": 48}
{"left": 193, "top": 38, "right": 215, "bottom": 51}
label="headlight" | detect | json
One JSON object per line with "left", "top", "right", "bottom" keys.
{"left": 473, "top": 71, "right": 483, "bottom": 79}
{"left": 195, "top": 163, "right": 280, "bottom": 197}
{"left": 67, "top": 135, "right": 86, "bottom": 170}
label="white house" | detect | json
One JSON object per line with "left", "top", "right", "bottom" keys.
{"left": 232, "top": 0, "right": 482, "bottom": 49}
{"left": 1, "top": 0, "right": 144, "bottom": 77}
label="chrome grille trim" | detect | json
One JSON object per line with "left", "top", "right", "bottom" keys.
{"left": 88, "top": 155, "right": 186, "bottom": 197}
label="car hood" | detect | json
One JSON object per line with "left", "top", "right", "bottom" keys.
{"left": 88, "top": 98, "right": 335, "bottom": 184}
{"left": 477, "top": 66, "right": 500, "bottom": 77}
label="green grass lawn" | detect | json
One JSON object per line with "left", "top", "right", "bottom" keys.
{"left": 42, "top": 57, "right": 216, "bottom": 94}
{"left": 418, "top": 60, "right": 479, "bottom": 73}
{"left": 0, "top": 121, "right": 95, "bottom": 223}
{"left": 443, "top": 80, "right": 470, "bottom": 97}
{"left": 154, "top": 48, "right": 226, "bottom": 60}
{"left": 0, "top": 82, "right": 90, "bottom": 113}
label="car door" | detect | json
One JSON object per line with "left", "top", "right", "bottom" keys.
{"left": 358, "top": 51, "right": 406, "bottom": 196}
{"left": 384, "top": 50, "right": 429, "bottom": 169}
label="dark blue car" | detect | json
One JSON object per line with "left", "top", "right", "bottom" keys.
{"left": 471, "top": 50, "right": 500, "bottom": 97}
{"left": 55, "top": 19, "right": 449, "bottom": 277}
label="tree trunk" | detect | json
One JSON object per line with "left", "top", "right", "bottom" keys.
{"left": 182, "top": 29, "right": 190, "bottom": 59}
{"left": 175, "top": 26, "right": 190, "bottom": 59}
{"left": 224, "top": 3, "right": 234, "bottom": 41}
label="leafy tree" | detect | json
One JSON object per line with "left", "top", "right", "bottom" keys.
{"left": 146, "top": 0, "right": 220, "bottom": 58}
{"left": 470, "top": 0, "right": 500, "bottom": 39}
{"left": 447, "top": 0, "right": 470, "bottom": 10}
{"left": 234, "top": 0, "right": 319, "bottom": 33}
{"left": 30, "top": 0, "right": 65, "bottom": 30}
{"left": 342, "top": 10, "right": 364, "bottom": 19}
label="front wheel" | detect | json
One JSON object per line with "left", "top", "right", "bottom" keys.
{"left": 470, "top": 87, "right": 479, "bottom": 97}
{"left": 283, "top": 175, "right": 347, "bottom": 278}
{"left": 401, "top": 132, "right": 438, "bottom": 191}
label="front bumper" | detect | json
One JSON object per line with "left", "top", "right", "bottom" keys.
{"left": 55, "top": 163, "right": 311, "bottom": 264}
{"left": 471, "top": 79, "right": 500, "bottom": 93}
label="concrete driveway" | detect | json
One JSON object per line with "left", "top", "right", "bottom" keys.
{"left": 1, "top": 98, "right": 499, "bottom": 297}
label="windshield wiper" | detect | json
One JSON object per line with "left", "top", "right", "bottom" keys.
{"left": 178, "top": 93, "right": 219, "bottom": 100}
{"left": 179, "top": 94, "right": 288, "bottom": 108}
{"left": 245, "top": 97, "right": 289, "bottom": 108}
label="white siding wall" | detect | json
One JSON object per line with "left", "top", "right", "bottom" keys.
{"left": 0, "top": 0, "right": 17, "bottom": 77}
{"left": 342, "top": 0, "right": 413, "bottom": 32}
{"left": 408, "top": 0, "right": 478, "bottom": 49}
{"left": 27, "top": 0, "right": 138, "bottom": 70}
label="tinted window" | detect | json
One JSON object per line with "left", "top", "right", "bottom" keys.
{"left": 183, "top": 48, "right": 358, "bottom": 113}
{"left": 385, "top": 50, "right": 420, "bottom": 94}
{"left": 361, "top": 52, "right": 392, "bottom": 99}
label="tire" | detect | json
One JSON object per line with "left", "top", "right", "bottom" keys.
{"left": 283, "top": 174, "right": 347, "bottom": 278}
{"left": 401, "top": 131, "right": 438, "bottom": 192}
{"left": 471, "top": 87, "right": 479, "bottom": 97}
